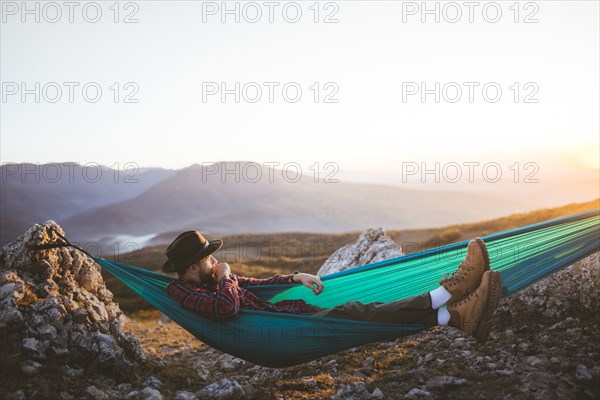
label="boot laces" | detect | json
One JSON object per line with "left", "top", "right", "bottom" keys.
{"left": 454, "top": 285, "right": 481, "bottom": 307}
{"left": 442, "top": 263, "right": 472, "bottom": 285}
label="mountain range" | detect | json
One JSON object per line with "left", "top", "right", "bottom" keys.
{"left": 1, "top": 161, "right": 598, "bottom": 250}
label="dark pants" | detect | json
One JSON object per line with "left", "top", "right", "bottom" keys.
{"left": 304, "top": 292, "right": 438, "bottom": 328}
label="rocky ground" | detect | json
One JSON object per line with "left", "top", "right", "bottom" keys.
{"left": 1, "top": 222, "right": 599, "bottom": 399}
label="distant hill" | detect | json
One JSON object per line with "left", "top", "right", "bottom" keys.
{"left": 60, "top": 161, "right": 543, "bottom": 245}
{"left": 0, "top": 162, "right": 176, "bottom": 244}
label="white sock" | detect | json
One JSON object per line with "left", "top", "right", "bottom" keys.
{"left": 429, "top": 285, "right": 452, "bottom": 309}
{"left": 437, "top": 307, "right": 451, "bottom": 325}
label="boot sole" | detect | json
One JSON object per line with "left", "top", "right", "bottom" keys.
{"left": 473, "top": 271, "right": 502, "bottom": 343}
{"left": 474, "top": 237, "right": 491, "bottom": 270}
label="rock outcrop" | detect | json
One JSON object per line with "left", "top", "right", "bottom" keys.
{"left": 316, "top": 227, "right": 403, "bottom": 276}
{"left": 0, "top": 220, "right": 147, "bottom": 382}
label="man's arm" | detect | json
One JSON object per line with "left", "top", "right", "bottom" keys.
{"left": 233, "top": 270, "right": 300, "bottom": 287}
{"left": 165, "top": 278, "right": 240, "bottom": 322}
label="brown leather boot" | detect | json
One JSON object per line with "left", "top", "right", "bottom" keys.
{"left": 447, "top": 270, "right": 502, "bottom": 343}
{"left": 440, "top": 237, "right": 490, "bottom": 304}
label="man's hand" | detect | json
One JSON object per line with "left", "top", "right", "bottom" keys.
{"left": 293, "top": 273, "right": 324, "bottom": 295}
{"left": 214, "top": 262, "right": 231, "bottom": 280}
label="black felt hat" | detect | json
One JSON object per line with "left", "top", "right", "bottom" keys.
{"left": 162, "top": 231, "right": 223, "bottom": 273}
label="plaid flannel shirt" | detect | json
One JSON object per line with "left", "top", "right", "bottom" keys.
{"left": 165, "top": 271, "right": 317, "bottom": 322}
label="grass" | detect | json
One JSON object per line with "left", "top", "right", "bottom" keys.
{"left": 101, "top": 198, "right": 600, "bottom": 314}
{"left": 124, "top": 310, "right": 204, "bottom": 354}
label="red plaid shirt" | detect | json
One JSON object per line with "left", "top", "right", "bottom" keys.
{"left": 165, "top": 271, "right": 318, "bottom": 322}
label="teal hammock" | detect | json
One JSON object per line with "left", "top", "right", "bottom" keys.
{"left": 93, "top": 209, "right": 599, "bottom": 368}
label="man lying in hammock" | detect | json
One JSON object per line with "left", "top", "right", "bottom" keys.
{"left": 163, "top": 231, "right": 503, "bottom": 343}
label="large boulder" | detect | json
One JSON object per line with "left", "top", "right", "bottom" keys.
{"left": 0, "top": 220, "right": 147, "bottom": 382}
{"left": 316, "top": 227, "right": 403, "bottom": 276}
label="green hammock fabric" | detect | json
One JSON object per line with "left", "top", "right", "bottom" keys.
{"left": 94, "top": 209, "right": 600, "bottom": 368}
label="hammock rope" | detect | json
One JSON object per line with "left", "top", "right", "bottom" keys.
{"left": 31, "top": 209, "right": 600, "bottom": 368}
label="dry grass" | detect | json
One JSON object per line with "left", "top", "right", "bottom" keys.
{"left": 125, "top": 310, "right": 204, "bottom": 355}
{"left": 103, "top": 198, "right": 599, "bottom": 314}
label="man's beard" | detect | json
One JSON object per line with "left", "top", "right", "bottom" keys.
{"left": 200, "top": 271, "right": 217, "bottom": 285}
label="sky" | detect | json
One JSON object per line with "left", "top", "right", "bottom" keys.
{"left": 1, "top": 1, "right": 599, "bottom": 177}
